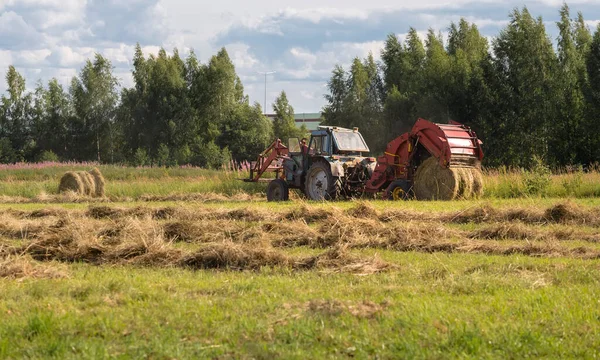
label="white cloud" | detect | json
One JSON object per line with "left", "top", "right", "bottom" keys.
{"left": 586, "top": 20, "right": 600, "bottom": 28}
{"left": 13, "top": 49, "right": 51, "bottom": 67}
{"left": 0, "top": 50, "right": 12, "bottom": 70}
{"left": 226, "top": 43, "right": 259, "bottom": 70}
{"left": 0, "top": 10, "right": 45, "bottom": 49}
{"left": 46, "top": 46, "right": 94, "bottom": 68}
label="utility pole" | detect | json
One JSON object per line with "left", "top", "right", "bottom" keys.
{"left": 258, "top": 71, "right": 276, "bottom": 115}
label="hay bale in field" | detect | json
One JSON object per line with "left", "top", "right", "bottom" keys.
{"left": 78, "top": 171, "right": 96, "bottom": 196}
{"left": 455, "top": 168, "right": 474, "bottom": 200}
{"left": 470, "top": 168, "right": 484, "bottom": 198}
{"left": 58, "top": 171, "right": 85, "bottom": 195}
{"left": 58, "top": 168, "right": 106, "bottom": 198}
{"left": 89, "top": 168, "right": 105, "bottom": 197}
{"left": 413, "top": 157, "right": 459, "bottom": 200}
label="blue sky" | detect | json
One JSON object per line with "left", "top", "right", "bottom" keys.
{"left": 0, "top": 0, "right": 599, "bottom": 113}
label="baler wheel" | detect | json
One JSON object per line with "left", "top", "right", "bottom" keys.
{"left": 387, "top": 180, "right": 412, "bottom": 200}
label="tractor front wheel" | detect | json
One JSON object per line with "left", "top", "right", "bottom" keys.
{"left": 267, "top": 179, "right": 289, "bottom": 202}
{"left": 304, "top": 161, "right": 342, "bottom": 201}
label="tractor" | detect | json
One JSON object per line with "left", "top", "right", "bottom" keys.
{"left": 244, "top": 126, "right": 376, "bottom": 201}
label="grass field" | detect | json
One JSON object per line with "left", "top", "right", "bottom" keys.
{"left": 1, "top": 164, "right": 600, "bottom": 358}
{"left": 0, "top": 162, "right": 599, "bottom": 201}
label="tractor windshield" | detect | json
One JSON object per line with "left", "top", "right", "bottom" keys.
{"left": 333, "top": 131, "right": 369, "bottom": 152}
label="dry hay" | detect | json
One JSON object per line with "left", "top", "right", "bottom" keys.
{"left": 311, "top": 217, "right": 382, "bottom": 248}
{"left": 79, "top": 171, "right": 96, "bottom": 196}
{"left": 86, "top": 206, "right": 186, "bottom": 221}
{"left": 0, "top": 255, "right": 69, "bottom": 280}
{"left": 469, "top": 223, "right": 544, "bottom": 240}
{"left": 58, "top": 171, "right": 84, "bottom": 195}
{"left": 0, "top": 213, "right": 62, "bottom": 240}
{"left": 298, "top": 245, "right": 393, "bottom": 275}
{"left": 0, "top": 212, "right": 396, "bottom": 272}
{"left": 0, "top": 207, "right": 70, "bottom": 220}
{"left": 469, "top": 223, "right": 600, "bottom": 243}
{"left": 58, "top": 168, "right": 106, "bottom": 198}
{"left": 224, "top": 208, "right": 271, "bottom": 222}
{"left": 163, "top": 220, "right": 262, "bottom": 244}
{"left": 89, "top": 168, "right": 106, "bottom": 197}
{"left": 379, "top": 208, "right": 437, "bottom": 223}
{"left": 264, "top": 221, "right": 319, "bottom": 248}
{"left": 138, "top": 192, "right": 261, "bottom": 203}
{"left": 455, "top": 168, "right": 474, "bottom": 200}
{"left": 413, "top": 157, "right": 459, "bottom": 200}
{"left": 449, "top": 204, "right": 499, "bottom": 224}
{"left": 284, "top": 204, "right": 340, "bottom": 223}
{"left": 179, "top": 242, "right": 292, "bottom": 270}
{"left": 163, "top": 221, "right": 199, "bottom": 242}
{"left": 19, "top": 217, "right": 157, "bottom": 264}
{"left": 471, "top": 168, "right": 485, "bottom": 198}
{"left": 3, "top": 202, "right": 600, "bottom": 273}
{"left": 346, "top": 201, "right": 379, "bottom": 219}
{"left": 448, "top": 202, "right": 599, "bottom": 226}
{"left": 87, "top": 206, "right": 126, "bottom": 219}
{"left": 543, "top": 202, "right": 597, "bottom": 224}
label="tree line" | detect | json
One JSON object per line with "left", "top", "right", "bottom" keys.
{"left": 323, "top": 5, "right": 600, "bottom": 168}
{"left": 0, "top": 47, "right": 305, "bottom": 167}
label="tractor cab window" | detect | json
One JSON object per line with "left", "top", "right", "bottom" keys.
{"left": 309, "top": 136, "right": 329, "bottom": 155}
{"left": 332, "top": 131, "right": 369, "bottom": 153}
{"left": 288, "top": 138, "right": 300, "bottom": 153}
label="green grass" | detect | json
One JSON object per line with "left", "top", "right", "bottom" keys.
{"left": 0, "top": 166, "right": 265, "bottom": 198}
{"left": 2, "top": 163, "right": 600, "bottom": 200}
{"left": 1, "top": 253, "right": 598, "bottom": 359}
{"left": 1, "top": 166, "right": 600, "bottom": 358}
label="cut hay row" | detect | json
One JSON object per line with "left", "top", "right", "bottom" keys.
{"left": 0, "top": 255, "right": 69, "bottom": 280}
{"left": 1, "top": 202, "right": 600, "bottom": 242}
{"left": 1, "top": 207, "right": 600, "bottom": 267}
{"left": 2, "top": 200, "right": 596, "bottom": 227}
{"left": 0, "top": 191, "right": 264, "bottom": 204}
{"left": 0, "top": 217, "right": 391, "bottom": 274}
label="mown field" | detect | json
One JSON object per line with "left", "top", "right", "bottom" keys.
{"left": 1, "top": 164, "right": 600, "bottom": 358}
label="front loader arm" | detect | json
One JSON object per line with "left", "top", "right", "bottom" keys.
{"left": 248, "top": 139, "right": 289, "bottom": 182}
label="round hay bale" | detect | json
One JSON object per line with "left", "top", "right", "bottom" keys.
{"left": 89, "top": 168, "right": 105, "bottom": 197}
{"left": 58, "top": 172, "right": 85, "bottom": 195}
{"left": 413, "top": 157, "right": 459, "bottom": 201}
{"left": 470, "top": 168, "right": 484, "bottom": 198}
{"left": 456, "top": 167, "right": 474, "bottom": 200}
{"left": 77, "top": 171, "right": 96, "bottom": 197}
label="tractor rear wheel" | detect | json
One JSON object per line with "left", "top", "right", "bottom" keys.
{"left": 304, "top": 161, "right": 341, "bottom": 200}
{"left": 267, "top": 179, "right": 289, "bottom": 202}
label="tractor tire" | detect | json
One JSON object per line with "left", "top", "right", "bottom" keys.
{"left": 304, "top": 161, "right": 342, "bottom": 201}
{"left": 267, "top": 179, "right": 289, "bottom": 202}
{"left": 387, "top": 180, "right": 412, "bottom": 200}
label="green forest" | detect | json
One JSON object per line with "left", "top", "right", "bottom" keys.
{"left": 1, "top": 4, "right": 600, "bottom": 168}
